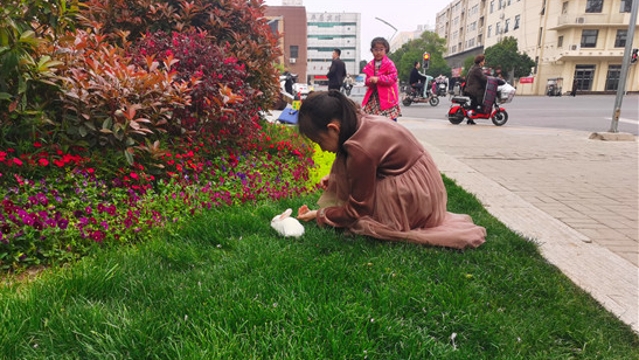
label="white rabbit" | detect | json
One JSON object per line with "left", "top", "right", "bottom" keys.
{"left": 270, "top": 208, "right": 305, "bottom": 238}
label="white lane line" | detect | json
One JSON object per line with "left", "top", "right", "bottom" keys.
{"left": 605, "top": 117, "right": 639, "bottom": 125}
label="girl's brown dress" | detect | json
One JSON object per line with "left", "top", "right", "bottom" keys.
{"left": 316, "top": 114, "right": 486, "bottom": 250}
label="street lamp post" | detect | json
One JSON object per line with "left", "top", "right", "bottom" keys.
{"left": 374, "top": 17, "right": 398, "bottom": 42}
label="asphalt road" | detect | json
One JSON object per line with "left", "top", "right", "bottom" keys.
{"left": 350, "top": 93, "right": 639, "bottom": 135}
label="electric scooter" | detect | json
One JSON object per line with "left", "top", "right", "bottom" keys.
{"left": 447, "top": 81, "right": 516, "bottom": 126}
{"left": 401, "top": 84, "right": 439, "bottom": 107}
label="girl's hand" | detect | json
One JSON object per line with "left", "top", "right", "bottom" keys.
{"left": 297, "top": 207, "right": 317, "bottom": 222}
{"left": 319, "top": 175, "right": 330, "bottom": 190}
{"left": 369, "top": 76, "right": 378, "bottom": 84}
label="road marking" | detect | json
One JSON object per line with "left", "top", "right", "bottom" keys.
{"left": 605, "top": 117, "right": 639, "bottom": 125}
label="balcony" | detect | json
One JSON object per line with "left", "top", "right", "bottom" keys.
{"left": 556, "top": 46, "right": 626, "bottom": 61}
{"left": 550, "top": 13, "right": 632, "bottom": 30}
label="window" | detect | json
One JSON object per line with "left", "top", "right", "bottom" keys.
{"left": 504, "top": 19, "right": 510, "bottom": 33}
{"left": 290, "top": 45, "right": 299, "bottom": 59}
{"left": 562, "top": 1, "right": 569, "bottom": 14}
{"left": 605, "top": 65, "right": 621, "bottom": 91}
{"left": 514, "top": 15, "right": 520, "bottom": 29}
{"left": 620, "top": 0, "right": 632, "bottom": 12}
{"left": 538, "top": 27, "right": 543, "bottom": 46}
{"left": 488, "top": 25, "right": 492, "bottom": 37}
{"left": 496, "top": 23, "right": 501, "bottom": 34}
{"left": 558, "top": 35, "right": 564, "bottom": 48}
{"left": 585, "top": 0, "right": 603, "bottom": 13}
{"left": 490, "top": 0, "right": 494, "bottom": 13}
{"left": 581, "top": 29, "right": 598, "bottom": 48}
{"left": 574, "top": 65, "right": 596, "bottom": 91}
{"left": 614, "top": 30, "right": 627, "bottom": 47}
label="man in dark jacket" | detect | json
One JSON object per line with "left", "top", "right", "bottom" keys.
{"left": 463, "top": 54, "right": 487, "bottom": 124}
{"left": 409, "top": 61, "right": 428, "bottom": 96}
{"left": 327, "top": 48, "right": 347, "bottom": 91}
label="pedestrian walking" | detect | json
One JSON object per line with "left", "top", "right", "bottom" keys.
{"left": 327, "top": 48, "right": 346, "bottom": 91}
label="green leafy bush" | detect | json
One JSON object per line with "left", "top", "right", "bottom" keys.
{"left": 0, "top": 0, "right": 79, "bottom": 148}
{"left": 78, "top": 0, "right": 281, "bottom": 112}
{"left": 54, "top": 29, "right": 196, "bottom": 165}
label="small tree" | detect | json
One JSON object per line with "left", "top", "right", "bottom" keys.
{"left": 388, "top": 31, "right": 449, "bottom": 82}
{"left": 484, "top": 36, "right": 535, "bottom": 80}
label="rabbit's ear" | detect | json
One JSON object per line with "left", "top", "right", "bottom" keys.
{"left": 281, "top": 208, "right": 293, "bottom": 219}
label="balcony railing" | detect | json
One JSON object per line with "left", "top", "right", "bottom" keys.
{"left": 551, "top": 13, "right": 633, "bottom": 29}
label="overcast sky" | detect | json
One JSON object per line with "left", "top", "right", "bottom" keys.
{"left": 262, "top": 0, "right": 453, "bottom": 60}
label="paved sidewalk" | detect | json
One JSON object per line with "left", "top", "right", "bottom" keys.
{"left": 401, "top": 118, "right": 638, "bottom": 333}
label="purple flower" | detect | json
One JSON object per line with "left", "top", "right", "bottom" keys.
{"left": 22, "top": 214, "right": 34, "bottom": 226}
{"left": 33, "top": 220, "right": 44, "bottom": 231}
{"left": 85, "top": 206, "right": 92, "bottom": 215}
{"left": 100, "top": 221, "right": 108, "bottom": 230}
{"left": 36, "top": 193, "right": 48, "bottom": 206}
{"left": 91, "top": 230, "right": 105, "bottom": 243}
{"left": 57, "top": 218, "right": 69, "bottom": 230}
{"left": 106, "top": 205, "right": 116, "bottom": 216}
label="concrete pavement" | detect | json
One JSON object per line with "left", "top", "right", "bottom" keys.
{"left": 401, "top": 117, "right": 638, "bottom": 333}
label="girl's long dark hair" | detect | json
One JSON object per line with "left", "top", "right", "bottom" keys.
{"left": 298, "top": 90, "right": 359, "bottom": 154}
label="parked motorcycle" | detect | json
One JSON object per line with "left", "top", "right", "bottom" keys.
{"left": 342, "top": 81, "right": 353, "bottom": 96}
{"left": 402, "top": 86, "right": 439, "bottom": 107}
{"left": 436, "top": 82, "right": 447, "bottom": 97}
{"left": 447, "top": 82, "right": 516, "bottom": 126}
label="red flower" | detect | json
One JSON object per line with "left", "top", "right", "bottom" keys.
{"left": 54, "top": 159, "right": 65, "bottom": 167}
{"left": 38, "top": 158, "right": 49, "bottom": 166}
{"left": 33, "top": 142, "right": 42, "bottom": 148}
{"left": 130, "top": 172, "right": 139, "bottom": 180}
{"left": 12, "top": 158, "right": 23, "bottom": 166}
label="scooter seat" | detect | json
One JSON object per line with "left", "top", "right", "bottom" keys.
{"left": 451, "top": 96, "right": 470, "bottom": 104}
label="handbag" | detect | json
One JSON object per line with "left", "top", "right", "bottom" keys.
{"left": 277, "top": 104, "right": 299, "bottom": 124}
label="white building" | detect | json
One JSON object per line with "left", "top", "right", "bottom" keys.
{"left": 306, "top": 12, "right": 361, "bottom": 84}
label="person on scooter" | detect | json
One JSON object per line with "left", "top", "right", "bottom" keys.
{"left": 464, "top": 54, "right": 487, "bottom": 125}
{"left": 409, "top": 61, "right": 428, "bottom": 97}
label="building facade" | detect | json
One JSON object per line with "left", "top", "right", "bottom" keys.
{"left": 306, "top": 12, "right": 361, "bottom": 85}
{"left": 264, "top": 6, "right": 308, "bottom": 82}
{"left": 436, "top": 0, "right": 638, "bottom": 95}
{"left": 390, "top": 24, "right": 434, "bottom": 53}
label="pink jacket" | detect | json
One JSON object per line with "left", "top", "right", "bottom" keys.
{"left": 362, "top": 56, "right": 400, "bottom": 111}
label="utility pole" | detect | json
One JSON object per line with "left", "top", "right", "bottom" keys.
{"left": 609, "top": 0, "right": 638, "bottom": 133}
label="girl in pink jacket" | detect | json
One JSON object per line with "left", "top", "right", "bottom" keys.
{"left": 361, "top": 37, "right": 401, "bottom": 121}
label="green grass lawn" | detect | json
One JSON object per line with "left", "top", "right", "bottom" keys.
{"left": 1, "top": 178, "right": 638, "bottom": 359}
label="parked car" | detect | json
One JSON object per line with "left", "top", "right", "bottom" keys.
{"left": 292, "top": 83, "right": 311, "bottom": 99}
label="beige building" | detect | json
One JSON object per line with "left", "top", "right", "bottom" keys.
{"left": 390, "top": 24, "right": 434, "bottom": 53}
{"left": 437, "top": 0, "right": 638, "bottom": 95}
